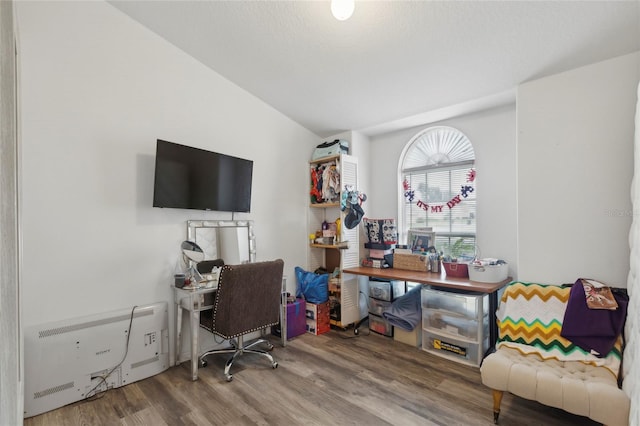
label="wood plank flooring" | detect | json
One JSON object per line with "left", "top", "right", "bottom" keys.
{"left": 24, "top": 328, "right": 600, "bottom": 426}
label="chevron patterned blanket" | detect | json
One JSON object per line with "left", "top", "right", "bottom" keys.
{"left": 496, "top": 282, "right": 622, "bottom": 377}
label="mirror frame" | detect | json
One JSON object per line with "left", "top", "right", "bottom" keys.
{"left": 180, "top": 240, "right": 205, "bottom": 263}
{"left": 186, "top": 220, "right": 256, "bottom": 264}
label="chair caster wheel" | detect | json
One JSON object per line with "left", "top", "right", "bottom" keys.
{"left": 200, "top": 359, "right": 208, "bottom": 368}
{"left": 354, "top": 328, "right": 360, "bottom": 335}
{"left": 272, "top": 362, "right": 278, "bottom": 369}
{"left": 225, "top": 374, "right": 233, "bottom": 382}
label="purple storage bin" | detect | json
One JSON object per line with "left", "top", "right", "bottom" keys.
{"left": 287, "top": 298, "right": 307, "bottom": 339}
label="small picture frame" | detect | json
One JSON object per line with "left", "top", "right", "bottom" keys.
{"left": 407, "top": 228, "right": 436, "bottom": 253}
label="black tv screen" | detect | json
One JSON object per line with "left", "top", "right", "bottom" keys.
{"left": 153, "top": 139, "right": 253, "bottom": 212}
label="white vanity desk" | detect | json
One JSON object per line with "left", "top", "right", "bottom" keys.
{"left": 174, "top": 285, "right": 217, "bottom": 380}
{"left": 174, "top": 220, "right": 287, "bottom": 381}
{"left": 174, "top": 282, "right": 287, "bottom": 381}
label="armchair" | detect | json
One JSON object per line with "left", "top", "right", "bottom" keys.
{"left": 199, "top": 259, "right": 284, "bottom": 381}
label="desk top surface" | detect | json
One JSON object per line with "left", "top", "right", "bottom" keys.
{"left": 174, "top": 285, "right": 217, "bottom": 294}
{"left": 342, "top": 266, "right": 510, "bottom": 294}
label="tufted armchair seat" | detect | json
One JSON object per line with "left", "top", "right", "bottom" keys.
{"left": 481, "top": 346, "right": 629, "bottom": 425}
{"left": 480, "top": 281, "right": 629, "bottom": 425}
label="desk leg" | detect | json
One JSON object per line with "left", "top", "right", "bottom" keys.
{"left": 487, "top": 291, "right": 499, "bottom": 356}
{"left": 175, "top": 302, "right": 182, "bottom": 365}
{"left": 281, "top": 277, "right": 287, "bottom": 347}
{"left": 280, "top": 289, "right": 287, "bottom": 347}
{"left": 190, "top": 309, "right": 200, "bottom": 381}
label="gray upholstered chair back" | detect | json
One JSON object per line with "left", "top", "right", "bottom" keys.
{"left": 211, "top": 259, "right": 284, "bottom": 339}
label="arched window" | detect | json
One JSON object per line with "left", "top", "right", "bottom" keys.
{"left": 399, "top": 126, "right": 476, "bottom": 258}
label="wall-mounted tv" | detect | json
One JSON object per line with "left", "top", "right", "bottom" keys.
{"left": 153, "top": 139, "right": 253, "bottom": 212}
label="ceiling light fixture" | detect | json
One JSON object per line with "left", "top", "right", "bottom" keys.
{"left": 331, "top": 0, "right": 355, "bottom": 21}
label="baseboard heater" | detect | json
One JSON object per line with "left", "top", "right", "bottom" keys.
{"left": 24, "top": 301, "right": 169, "bottom": 418}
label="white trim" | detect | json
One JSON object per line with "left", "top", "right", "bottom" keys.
{"left": 358, "top": 89, "right": 516, "bottom": 137}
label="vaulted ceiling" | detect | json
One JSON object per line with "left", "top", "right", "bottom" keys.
{"left": 109, "top": 1, "right": 640, "bottom": 137}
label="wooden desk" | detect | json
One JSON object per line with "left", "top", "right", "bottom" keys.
{"left": 343, "top": 266, "right": 511, "bottom": 352}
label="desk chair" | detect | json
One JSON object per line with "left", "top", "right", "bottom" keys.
{"left": 198, "top": 259, "right": 284, "bottom": 381}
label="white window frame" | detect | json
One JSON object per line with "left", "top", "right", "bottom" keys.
{"left": 397, "top": 126, "right": 476, "bottom": 257}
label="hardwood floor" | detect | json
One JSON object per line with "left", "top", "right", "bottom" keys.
{"left": 24, "top": 329, "right": 600, "bottom": 426}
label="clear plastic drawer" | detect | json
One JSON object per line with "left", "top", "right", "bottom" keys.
{"left": 423, "top": 309, "right": 488, "bottom": 342}
{"left": 369, "top": 314, "right": 393, "bottom": 337}
{"left": 422, "top": 329, "right": 488, "bottom": 367}
{"left": 369, "top": 297, "right": 392, "bottom": 317}
{"left": 369, "top": 279, "right": 405, "bottom": 301}
{"left": 421, "top": 287, "right": 487, "bottom": 320}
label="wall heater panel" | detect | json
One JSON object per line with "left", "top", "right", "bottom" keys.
{"left": 24, "top": 302, "right": 169, "bottom": 418}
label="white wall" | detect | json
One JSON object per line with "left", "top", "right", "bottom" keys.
{"left": 16, "top": 0, "right": 318, "bottom": 360}
{"left": 367, "top": 105, "right": 518, "bottom": 278}
{"left": 625, "top": 80, "right": 640, "bottom": 426}
{"left": 518, "top": 52, "right": 640, "bottom": 286}
{"left": 1, "top": 1, "right": 23, "bottom": 424}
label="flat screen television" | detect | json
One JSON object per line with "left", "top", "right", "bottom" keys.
{"left": 153, "top": 139, "right": 253, "bottom": 212}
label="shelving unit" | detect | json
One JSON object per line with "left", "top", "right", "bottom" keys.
{"left": 421, "top": 286, "right": 489, "bottom": 367}
{"left": 309, "top": 242, "right": 349, "bottom": 249}
{"left": 307, "top": 154, "right": 360, "bottom": 329}
{"left": 310, "top": 202, "right": 340, "bottom": 208}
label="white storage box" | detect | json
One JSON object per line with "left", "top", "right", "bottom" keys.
{"left": 468, "top": 262, "right": 508, "bottom": 283}
{"left": 311, "top": 139, "right": 349, "bottom": 160}
{"left": 394, "top": 326, "right": 422, "bottom": 347}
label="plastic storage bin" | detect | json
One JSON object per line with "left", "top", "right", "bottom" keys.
{"left": 422, "top": 329, "right": 488, "bottom": 366}
{"left": 369, "top": 279, "right": 405, "bottom": 301}
{"left": 442, "top": 261, "right": 469, "bottom": 278}
{"left": 421, "top": 286, "right": 489, "bottom": 366}
{"left": 422, "top": 287, "right": 488, "bottom": 320}
{"left": 468, "top": 262, "right": 508, "bottom": 283}
{"left": 287, "top": 298, "right": 307, "bottom": 338}
{"left": 369, "top": 314, "right": 393, "bottom": 337}
{"left": 369, "top": 297, "right": 392, "bottom": 316}
{"left": 423, "top": 309, "right": 488, "bottom": 341}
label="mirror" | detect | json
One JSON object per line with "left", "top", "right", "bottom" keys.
{"left": 186, "top": 220, "right": 256, "bottom": 265}
{"left": 181, "top": 240, "right": 204, "bottom": 284}
{"left": 181, "top": 240, "right": 205, "bottom": 263}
